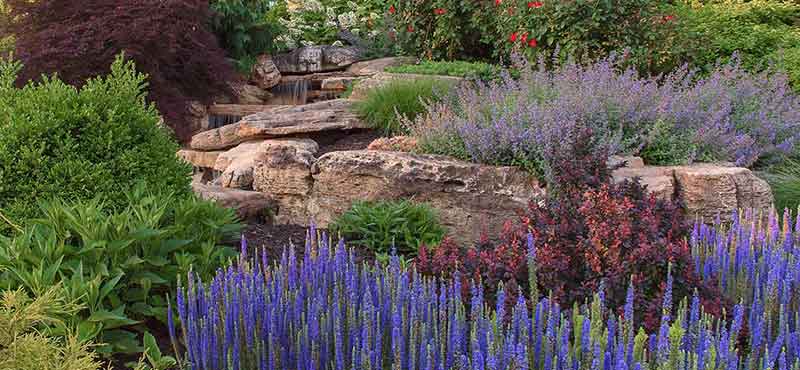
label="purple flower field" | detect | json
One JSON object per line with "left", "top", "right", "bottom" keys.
{"left": 410, "top": 54, "right": 800, "bottom": 175}
{"left": 173, "top": 209, "right": 800, "bottom": 370}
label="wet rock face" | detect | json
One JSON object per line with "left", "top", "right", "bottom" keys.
{"left": 273, "top": 46, "right": 362, "bottom": 74}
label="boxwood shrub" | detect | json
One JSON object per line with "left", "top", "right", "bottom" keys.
{"left": 0, "top": 55, "right": 192, "bottom": 234}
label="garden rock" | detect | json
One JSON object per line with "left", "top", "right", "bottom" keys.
{"left": 308, "top": 150, "right": 543, "bottom": 244}
{"left": 320, "top": 76, "right": 356, "bottom": 91}
{"left": 190, "top": 99, "right": 364, "bottom": 151}
{"left": 273, "top": 46, "right": 362, "bottom": 74}
{"left": 215, "top": 138, "right": 318, "bottom": 190}
{"left": 673, "top": 165, "right": 773, "bottom": 222}
{"left": 346, "top": 57, "right": 417, "bottom": 76}
{"left": 251, "top": 54, "right": 282, "bottom": 89}
{"left": 612, "top": 163, "right": 773, "bottom": 222}
{"left": 192, "top": 182, "right": 277, "bottom": 221}
{"left": 367, "top": 136, "right": 419, "bottom": 152}
{"left": 252, "top": 139, "right": 319, "bottom": 224}
{"left": 349, "top": 72, "right": 463, "bottom": 100}
{"left": 231, "top": 82, "right": 272, "bottom": 105}
{"left": 178, "top": 149, "right": 223, "bottom": 169}
{"left": 612, "top": 166, "right": 676, "bottom": 199}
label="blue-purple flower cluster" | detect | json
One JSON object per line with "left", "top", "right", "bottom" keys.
{"left": 692, "top": 208, "right": 800, "bottom": 314}
{"left": 172, "top": 219, "right": 800, "bottom": 370}
{"left": 409, "top": 54, "right": 800, "bottom": 170}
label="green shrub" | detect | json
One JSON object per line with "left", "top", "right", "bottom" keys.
{"left": 0, "top": 55, "right": 192, "bottom": 235}
{"left": 389, "top": 0, "right": 497, "bottom": 60}
{"left": 766, "top": 157, "right": 800, "bottom": 213}
{"left": 665, "top": 0, "right": 800, "bottom": 72}
{"left": 210, "top": 0, "right": 283, "bottom": 61}
{"left": 355, "top": 78, "right": 456, "bottom": 136}
{"left": 492, "top": 0, "right": 664, "bottom": 64}
{"left": 0, "top": 0, "right": 10, "bottom": 57}
{"left": 329, "top": 199, "right": 445, "bottom": 259}
{"left": 0, "top": 188, "right": 241, "bottom": 354}
{"left": 386, "top": 60, "right": 504, "bottom": 81}
{"left": 639, "top": 120, "right": 699, "bottom": 166}
{"left": 0, "top": 287, "right": 105, "bottom": 370}
{"left": 772, "top": 46, "right": 800, "bottom": 91}
{"left": 272, "top": 0, "right": 389, "bottom": 51}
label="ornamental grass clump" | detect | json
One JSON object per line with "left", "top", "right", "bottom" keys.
{"left": 409, "top": 54, "right": 800, "bottom": 180}
{"left": 173, "top": 226, "right": 800, "bottom": 370}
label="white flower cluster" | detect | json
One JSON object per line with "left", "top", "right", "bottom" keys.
{"left": 275, "top": 0, "right": 382, "bottom": 49}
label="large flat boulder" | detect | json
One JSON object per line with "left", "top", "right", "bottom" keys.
{"left": 346, "top": 57, "right": 417, "bottom": 76}
{"left": 673, "top": 164, "right": 773, "bottom": 222}
{"left": 190, "top": 99, "right": 364, "bottom": 151}
{"left": 308, "top": 150, "right": 543, "bottom": 244}
{"left": 612, "top": 161, "right": 773, "bottom": 222}
{"left": 191, "top": 182, "right": 277, "bottom": 222}
{"left": 273, "top": 46, "right": 362, "bottom": 74}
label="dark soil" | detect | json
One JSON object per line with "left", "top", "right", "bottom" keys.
{"left": 243, "top": 221, "right": 375, "bottom": 265}
{"left": 316, "top": 129, "right": 383, "bottom": 156}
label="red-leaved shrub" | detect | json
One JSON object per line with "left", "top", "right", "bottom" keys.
{"left": 7, "top": 0, "right": 237, "bottom": 142}
{"left": 418, "top": 142, "right": 727, "bottom": 329}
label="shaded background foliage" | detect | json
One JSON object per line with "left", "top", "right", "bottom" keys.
{"left": 6, "top": 0, "right": 237, "bottom": 142}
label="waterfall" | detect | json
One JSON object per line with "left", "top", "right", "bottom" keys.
{"left": 270, "top": 79, "right": 310, "bottom": 105}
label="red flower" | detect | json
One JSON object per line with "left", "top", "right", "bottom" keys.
{"left": 509, "top": 32, "right": 518, "bottom": 42}
{"left": 520, "top": 32, "right": 529, "bottom": 43}
{"left": 407, "top": 25, "right": 414, "bottom": 32}
{"left": 434, "top": 8, "right": 447, "bottom": 15}
{"left": 389, "top": 5, "right": 396, "bottom": 14}
{"left": 507, "top": 7, "right": 514, "bottom": 15}
{"left": 528, "top": 38, "right": 538, "bottom": 47}
{"left": 664, "top": 14, "right": 675, "bottom": 21}
{"left": 528, "top": 1, "right": 543, "bottom": 8}
{"left": 495, "top": 0, "right": 502, "bottom": 5}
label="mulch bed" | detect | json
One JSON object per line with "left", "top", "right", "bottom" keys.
{"left": 242, "top": 221, "right": 375, "bottom": 264}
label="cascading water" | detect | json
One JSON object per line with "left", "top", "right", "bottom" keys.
{"left": 270, "top": 79, "right": 310, "bottom": 105}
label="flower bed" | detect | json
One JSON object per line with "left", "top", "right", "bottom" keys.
{"left": 408, "top": 54, "right": 800, "bottom": 183}
{"left": 173, "top": 207, "right": 800, "bottom": 370}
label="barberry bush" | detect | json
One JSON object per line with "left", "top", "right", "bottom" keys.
{"left": 6, "top": 0, "right": 237, "bottom": 142}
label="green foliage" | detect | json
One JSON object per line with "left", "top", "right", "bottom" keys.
{"left": 492, "top": 0, "right": 664, "bottom": 65}
{"left": 0, "top": 0, "right": 10, "bottom": 57}
{"left": 389, "top": 0, "right": 496, "bottom": 60}
{"left": 772, "top": 46, "right": 800, "bottom": 91}
{"left": 210, "top": 0, "right": 283, "bottom": 60}
{"left": 0, "top": 54, "right": 192, "bottom": 235}
{"left": 665, "top": 0, "right": 800, "bottom": 72}
{"left": 355, "top": 78, "right": 456, "bottom": 136}
{"left": 766, "top": 157, "right": 800, "bottom": 214}
{"left": 386, "top": 60, "right": 504, "bottom": 81}
{"left": 273, "top": 0, "right": 388, "bottom": 51}
{"left": 329, "top": 199, "right": 445, "bottom": 259}
{"left": 639, "top": 120, "right": 698, "bottom": 166}
{"left": 0, "top": 188, "right": 241, "bottom": 354}
{"left": 127, "top": 332, "right": 177, "bottom": 370}
{"left": 0, "top": 287, "right": 105, "bottom": 370}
